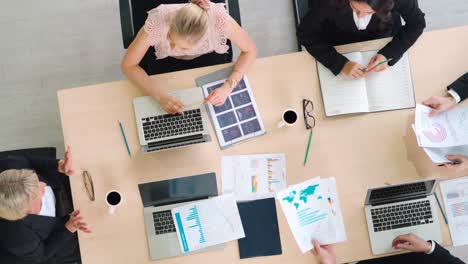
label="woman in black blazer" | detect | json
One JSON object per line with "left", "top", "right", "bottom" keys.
{"left": 297, "top": 0, "right": 425, "bottom": 79}
{"left": 0, "top": 148, "right": 91, "bottom": 264}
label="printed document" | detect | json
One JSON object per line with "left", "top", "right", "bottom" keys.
{"left": 172, "top": 194, "right": 245, "bottom": 253}
{"left": 440, "top": 177, "right": 468, "bottom": 246}
{"left": 222, "top": 153, "right": 287, "bottom": 201}
{"left": 277, "top": 177, "right": 346, "bottom": 253}
{"left": 415, "top": 104, "right": 468, "bottom": 148}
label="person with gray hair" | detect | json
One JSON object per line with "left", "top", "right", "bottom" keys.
{"left": 0, "top": 147, "right": 91, "bottom": 264}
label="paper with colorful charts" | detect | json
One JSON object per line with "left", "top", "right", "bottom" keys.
{"left": 277, "top": 177, "right": 347, "bottom": 253}
{"left": 415, "top": 104, "right": 468, "bottom": 148}
{"left": 201, "top": 77, "right": 266, "bottom": 149}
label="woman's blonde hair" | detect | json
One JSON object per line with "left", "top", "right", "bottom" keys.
{"left": 170, "top": 1, "right": 209, "bottom": 43}
{"left": 0, "top": 169, "right": 39, "bottom": 220}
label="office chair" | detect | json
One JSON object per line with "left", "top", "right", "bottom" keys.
{"left": 0, "top": 147, "right": 56, "bottom": 159}
{"left": 119, "top": 0, "right": 242, "bottom": 75}
{"left": 292, "top": 0, "right": 311, "bottom": 51}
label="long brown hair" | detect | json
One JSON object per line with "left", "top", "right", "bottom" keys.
{"left": 336, "top": 0, "right": 395, "bottom": 28}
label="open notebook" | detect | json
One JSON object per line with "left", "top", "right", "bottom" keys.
{"left": 317, "top": 50, "right": 415, "bottom": 117}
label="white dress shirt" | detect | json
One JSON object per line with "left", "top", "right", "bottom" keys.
{"left": 353, "top": 11, "right": 373, "bottom": 30}
{"left": 448, "top": 89, "right": 462, "bottom": 103}
{"left": 38, "top": 186, "right": 56, "bottom": 217}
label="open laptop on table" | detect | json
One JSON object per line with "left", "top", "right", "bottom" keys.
{"left": 133, "top": 88, "right": 212, "bottom": 154}
{"left": 138, "top": 173, "right": 224, "bottom": 260}
{"left": 364, "top": 179, "right": 442, "bottom": 255}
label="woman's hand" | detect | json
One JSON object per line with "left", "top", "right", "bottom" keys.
{"left": 392, "top": 233, "right": 432, "bottom": 253}
{"left": 341, "top": 61, "right": 366, "bottom": 79}
{"left": 159, "top": 94, "right": 185, "bottom": 115}
{"left": 443, "top": 155, "right": 468, "bottom": 171}
{"left": 204, "top": 82, "right": 232, "bottom": 106}
{"left": 422, "top": 95, "right": 457, "bottom": 117}
{"left": 311, "top": 240, "right": 336, "bottom": 264}
{"left": 66, "top": 210, "right": 92, "bottom": 234}
{"left": 58, "top": 146, "right": 76, "bottom": 176}
{"left": 366, "top": 54, "right": 389, "bottom": 73}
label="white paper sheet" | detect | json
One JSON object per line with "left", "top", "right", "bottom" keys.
{"left": 415, "top": 104, "right": 468, "bottom": 148}
{"left": 222, "top": 154, "right": 287, "bottom": 201}
{"left": 440, "top": 177, "right": 468, "bottom": 246}
{"left": 412, "top": 124, "right": 468, "bottom": 163}
{"left": 277, "top": 177, "right": 347, "bottom": 253}
{"left": 317, "top": 52, "right": 369, "bottom": 116}
{"left": 171, "top": 194, "right": 245, "bottom": 253}
{"left": 363, "top": 52, "right": 415, "bottom": 112}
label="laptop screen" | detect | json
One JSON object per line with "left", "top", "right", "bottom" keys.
{"left": 138, "top": 173, "right": 218, "bottom": 208}
{"left": 366, "top": 179, "right": 437, "bottom": 206}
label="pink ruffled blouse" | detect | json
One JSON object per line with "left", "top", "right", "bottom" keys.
{"left": 143, "top": 3, "right": 230, "bottom": 60}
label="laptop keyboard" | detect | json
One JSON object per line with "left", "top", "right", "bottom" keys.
{"left": 371, "top": 200, "right": 433, "bottom": 233}
{"left": 370, "top": 182, "right": 427, "bottom": 200}
{"left": 142, "top": 109, "right": 203, "bottom": 142}
{"left": 153, "top": 210, "right": 176, "bottom": 235}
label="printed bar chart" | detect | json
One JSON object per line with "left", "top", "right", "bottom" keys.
{"left": 187, "top": 206, "right": 206, "bottom": 244}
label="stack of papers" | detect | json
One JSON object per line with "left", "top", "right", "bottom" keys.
{"left": 222, "top": 154, "right": 287, "bottom": 201}
{"left": 277, "top": 177, "right": 346, "bottom": 253}
{"left": 413, "top": 104, "right": 468, "bottom": 163}
{"left": 440, "top": 177, "right": 468, "bottom": 246}
{"left": 171, "top": 194, "right": 245, "bottom": 253}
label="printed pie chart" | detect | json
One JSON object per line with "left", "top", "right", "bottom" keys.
{"left": 422, "top": 123, "right": 447, "bottom": 143}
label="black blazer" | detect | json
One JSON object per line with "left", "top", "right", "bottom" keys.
{"left": 0, "top": 156, "right": 75, "bottom": 264}
{"left": 448, "top": 73, "right": 468, "bottom": 101}
{"left": 358, "top": 242, "right": 465, "bottom": 264}
{"left": 297, "top": 0, "right": 426, "bottom": 75}
{"left": 431, "top": 242, "right": 465, "bottom": 264}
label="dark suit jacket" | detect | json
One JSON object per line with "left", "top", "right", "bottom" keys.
{"left": 358, "top": 242, "right": 465, "bottom": 264}
{"left": 0, "top": 156, "right": 77, "bottom": 264}
{"left": 297, "top": 0, "right": 426, "bottom": 75}
{"left": 448, "top": 73, "right": 468, "bottom": 101}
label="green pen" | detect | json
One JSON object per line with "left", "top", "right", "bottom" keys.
{"left": 304, "top": 130, "right": 313, "bottom": 166}
{"left": 361, "top": 58, "right": 393, "bottom": 73}
{"left": 119, "top": 121, "right": 132, "bottom": 157}
{"left": 434, "top": 193, "right": 448, "bottom": 225}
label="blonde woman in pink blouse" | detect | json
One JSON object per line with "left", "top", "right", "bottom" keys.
{"left": 121, "top": 0, "right": 258, "bottom": 114}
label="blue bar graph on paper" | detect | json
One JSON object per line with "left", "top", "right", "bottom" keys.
{"left": 186, "top": 205, "right": 206, "bottom": 244}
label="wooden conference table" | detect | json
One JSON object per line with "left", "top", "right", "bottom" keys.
{"left": 58, "top": 26, "right": 468, "bottom": 264}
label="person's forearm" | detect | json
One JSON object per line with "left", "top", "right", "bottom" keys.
{"left": 228, "top": 49, "right": 257, "bottom": 86}
{"left": 122, "top": 65, "right": 164, "bottom": 100}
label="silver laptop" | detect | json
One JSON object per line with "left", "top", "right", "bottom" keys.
{"left": 138, "top": 173, "right": 225, "bottom": 260}
{"left": 133, "top": 87, "right": 211, "bottom": 154}
{"left": 364, "top": 179, "right": 442, "bottom": 255}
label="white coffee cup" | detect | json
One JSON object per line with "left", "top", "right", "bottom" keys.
{"left": 277, "top": 109, "right": 298, "bottom": 128}
{"left": 105, "top": 190, "right": 122, "bottom": 215}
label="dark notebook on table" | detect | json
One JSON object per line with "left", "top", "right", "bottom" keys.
{"left": 237, "top": 198, "right": 282, "bottom": 259}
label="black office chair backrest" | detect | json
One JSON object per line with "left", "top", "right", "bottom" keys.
{"left": 0, "top": 147, "right": 56, "bottom": 159}
{"left": 292, "top": 0, "right": 312, "bottom": 51}
{"left": 119, "top": 0, "right": 241, "bottom": 75}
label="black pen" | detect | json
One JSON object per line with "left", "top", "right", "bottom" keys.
{"left": 438, "top": 161, "right": 461, "bottom": 167}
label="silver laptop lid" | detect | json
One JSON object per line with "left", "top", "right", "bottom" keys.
{"left": 364, "top": 179, "right": 438, "bottom": 206}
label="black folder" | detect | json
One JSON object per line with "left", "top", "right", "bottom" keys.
{"left": 237, "top": 198, "right": 282, "bottom": 259}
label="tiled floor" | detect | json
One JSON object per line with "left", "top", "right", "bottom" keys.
{"left": 0, "top": 0, "right": 468, "bottom": 261}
